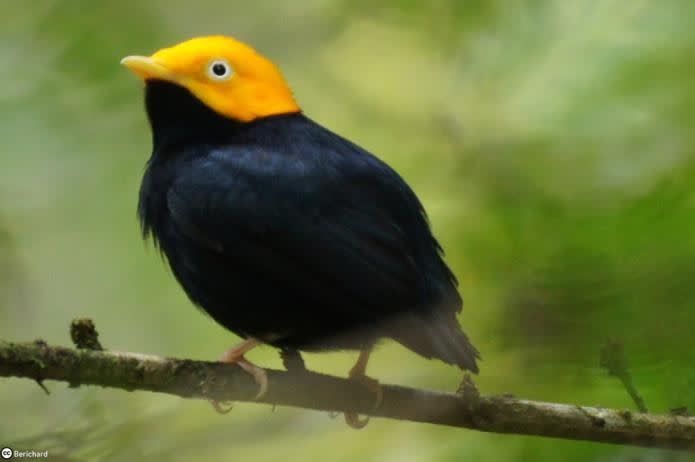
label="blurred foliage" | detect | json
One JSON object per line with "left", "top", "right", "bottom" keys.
{"left": 0, "top": 1, "right": 693, "bottom": 461}
{"left": 0, "top": 215, "right": 26, "bottom": 325}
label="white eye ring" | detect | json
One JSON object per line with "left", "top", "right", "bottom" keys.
{"left": 207, "top": 59, "right": 233, "bottom": 81}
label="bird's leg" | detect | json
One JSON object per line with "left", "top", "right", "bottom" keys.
{"left": 280, "top": 348, "right": 306, "bottom": 372}
{"left": 344, "top": 345, "right": 383, "bottom": 429}
{"left": 210, "top": 338, "right": 268, "bottom": 414}
{"left": 349, "top": 347, "right": 372, "bottom": 378}
{"left": 220, "top": 338, "right": 268, "bottom": 398}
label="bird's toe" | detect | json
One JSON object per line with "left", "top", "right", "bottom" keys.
{"left": 344, "top": 374, "right": 383, "bottom": 429}
{"left": 236, "top": 357, "right": 269, "bottom": 400}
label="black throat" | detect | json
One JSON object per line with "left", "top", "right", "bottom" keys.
{"left": 144, "top": 80, "right": 305, "bottom": 153}
{"left": 144, "top": 80, "right": 244, "bottom": 151}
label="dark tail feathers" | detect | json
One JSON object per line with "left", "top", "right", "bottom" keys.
{"left": 392, "top": 311, "right": 480, "bottom": 373}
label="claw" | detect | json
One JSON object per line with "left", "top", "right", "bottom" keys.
{"left": 344, "top": 374, "right": 383, "bottom": 428}
{"left": 345, "top": 410, "right": 370, "bottom": 429}
{"left": 343, "top": 346, "right": 382, "bottom": 429}
{"left": 209, "top": 338, "right": 267, "bottom": 412}
{"left": 211, "top": 400, "right": 234, "bottom": 414}
{"left": 236, "top": 357, "right": 268, "bottom": 399}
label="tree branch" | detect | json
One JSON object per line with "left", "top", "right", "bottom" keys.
{"left": 1, "top": 337, "right": 694, "bottom": 451}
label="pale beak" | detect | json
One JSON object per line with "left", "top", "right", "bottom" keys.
{"left": 120, "top": 55, "right": 177, "bottom": 81}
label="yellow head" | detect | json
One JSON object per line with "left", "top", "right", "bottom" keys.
{"left": 121, "top": 36, "right": 300, "bottom": 122}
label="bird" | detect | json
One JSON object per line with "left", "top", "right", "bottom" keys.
{"left": 121, "top": 36, "right": 479, "bottom": 427}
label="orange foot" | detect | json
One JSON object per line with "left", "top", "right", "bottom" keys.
{"left": 344, "top": 347, "right": 383, "bottom": 429}
{"left": 210, "top": 338, "right": 268, "bottom": 414}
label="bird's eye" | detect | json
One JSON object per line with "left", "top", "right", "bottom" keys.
{"left": 207, "top": 59, "right": 233, "bottom": 81}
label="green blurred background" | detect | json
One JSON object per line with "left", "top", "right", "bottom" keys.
{"left": 1, "top": 1, "right": 694, "bottom": 460}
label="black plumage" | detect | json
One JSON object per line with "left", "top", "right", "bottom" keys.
{"left": 138, "top": 80, "right": 479, "bottom": 372}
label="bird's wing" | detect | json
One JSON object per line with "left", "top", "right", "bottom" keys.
{"left": 165, "top": 145, "right": 458, "bottom": 319}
